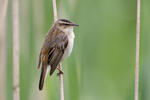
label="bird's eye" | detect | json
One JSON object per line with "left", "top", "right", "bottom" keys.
{"left": 64, "top": 24, "right": 69, "bottom": 26}
{"left": 59, "top": 23, "right": 69, "bottom": 26}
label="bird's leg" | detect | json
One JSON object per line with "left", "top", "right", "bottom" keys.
{"left": 57, "top": 64, "right": 63, "bottom": 76}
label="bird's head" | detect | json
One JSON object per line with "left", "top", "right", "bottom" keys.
{"left": 55, "top": 19, "right": 79, "bottom": 32}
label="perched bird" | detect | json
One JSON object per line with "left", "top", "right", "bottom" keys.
{"left": 37, "top": 19, "right": 79, "bottom": 90}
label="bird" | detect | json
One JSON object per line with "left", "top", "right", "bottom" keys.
{"left": 37, "top": 18, "right": 79, "bottom": 90}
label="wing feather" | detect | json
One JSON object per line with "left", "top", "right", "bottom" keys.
{"left": 48, "top": 34, "right": 68, "bottom": 75}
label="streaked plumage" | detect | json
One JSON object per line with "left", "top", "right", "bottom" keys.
{"left": 37, "top": 19, "right": 78, "bottom": 90}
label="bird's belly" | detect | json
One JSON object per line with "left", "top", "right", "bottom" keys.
{"left": 65, "top": 39, "right": 73, "bottom": 56}
{"left": 62, "top": 32, "right": 75, "bottom": 61}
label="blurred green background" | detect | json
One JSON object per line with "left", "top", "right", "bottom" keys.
{"left": 1, "top": 0, "right": 150, "bottom": 100}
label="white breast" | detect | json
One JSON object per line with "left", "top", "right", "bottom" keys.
{"left": 62, "top": 28, "right": 75, "bottom": 60}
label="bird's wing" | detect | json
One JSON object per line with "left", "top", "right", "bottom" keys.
{"left": 48, "top": 34, "right": 68, "bottom": 75}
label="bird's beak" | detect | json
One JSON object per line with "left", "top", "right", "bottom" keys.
{"left": 70, "top": 23, "right": 79, "bottom": 27}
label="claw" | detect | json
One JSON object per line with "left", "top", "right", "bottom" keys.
{"left": 57, "top": 70, "right": 63, "bottom": 76}
{"left": 56, "top": 64, "right": 63, "bottom": 76}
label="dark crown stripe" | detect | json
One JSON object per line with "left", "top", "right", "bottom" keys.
{"left": 59, "top": 19, "right": 72, "bottom": 23}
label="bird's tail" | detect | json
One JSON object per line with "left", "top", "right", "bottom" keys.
{"left": 39, "top": 64, "right": 47, "bottom": 90}
{"left": 39, "top": 65, "right": 50, "bottom": 90}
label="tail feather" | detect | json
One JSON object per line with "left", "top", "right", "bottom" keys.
{"left": 39, "top": 65, "right": 47, "bottom": 90}
{"left": 37, "top": 52, "right": 41, "bottom": 69}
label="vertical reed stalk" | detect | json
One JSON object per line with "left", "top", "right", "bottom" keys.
{"left": 12, "top": 0, "right": 20, "bottom": 99}
{"left": 58, "top": 64, "right": 64, "bottom": 100}
{"left": 134, "top": 0, "right": 141, "bottom": 100}
{"left": 52, "top": 0, "right": 64, "bottom": 100}
{"left": 0, "top": 0, "right": 8, "bottom": 100}
{"left": 52, "top": 0, "right": 57, "bottom": 22}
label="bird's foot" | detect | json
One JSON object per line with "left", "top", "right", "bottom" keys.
{"left": 57, "top": 67, "right": 64, "bottom": 76}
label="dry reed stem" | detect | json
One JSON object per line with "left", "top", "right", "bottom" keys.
{"left": 134, "top": 0, "right": 141, "bottom": 100}
{"left": 58, "top": 65, "right": 64, "bottom": 100}
{"left": 12, "top": 0, "right": 20, "bottom": 99}
{"left": 0, "top": 0, "right": 8, "bottom": 100}
{"left": 52, "top": 0, "right": 57, "bottom": 22}
{"left": 52, "top": 0, "right": 64, "bottom": 100}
